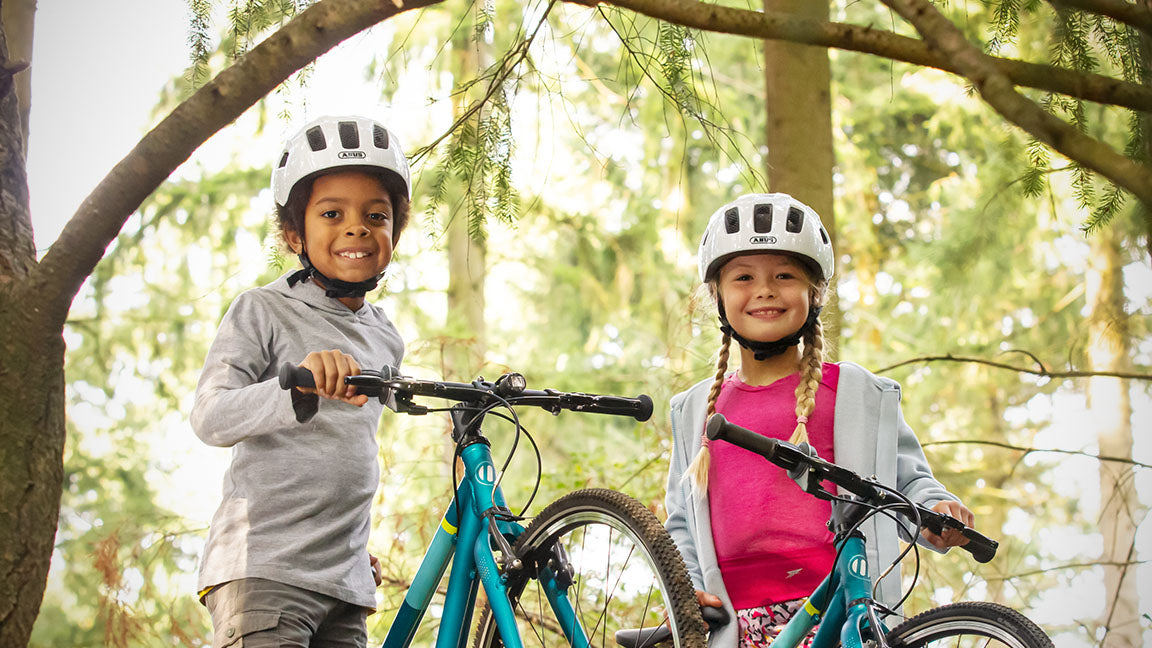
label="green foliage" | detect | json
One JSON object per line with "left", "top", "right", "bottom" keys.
{"left": 983, "top": 0, "right": 1150, "bottom": 231}
{"left": 45, "top": 0, "right": 1149, "bottom": 644}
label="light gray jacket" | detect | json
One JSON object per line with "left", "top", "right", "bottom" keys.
{"left": 664, "top": 362, "right": 959, "bottom": 648}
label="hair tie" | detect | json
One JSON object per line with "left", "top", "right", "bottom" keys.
{"left": 796, "top": 415, "right": 809, "bottom": 424}
{"left": 699, "top": 433, "right": 710, "bottom": 449}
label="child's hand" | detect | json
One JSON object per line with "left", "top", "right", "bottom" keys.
{"left": 298, "top": 350, "right": 369, "bottom": 406}
{"left": 369, "top": 553, "right": 382, "bottom": 587}
{"left": 696, "top": 590, "right": 723, "bottom": 608}
{"left": 922, "top": 500, "right": 974, "bottom": 549}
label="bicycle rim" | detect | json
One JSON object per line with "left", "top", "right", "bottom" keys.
{"left": 473, "top": 488, "right": 707, "bottom": 648}
{"left": 885, "top": 601, "right": 1053, "bottom": 648}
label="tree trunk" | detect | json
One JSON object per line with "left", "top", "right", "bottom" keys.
{"left": 761, "top": 0, "right": 838, "bottom": 352}
{"left": 0, "top": 12, "right": 64, "bottom": 646}
{"left": 1085, "top": 225, "right": 1140, "bottom": 647}
{"left": 0, "top": 302, "right": 65, "bottom": 648}
{"left": 443, "top": 3, "right": 487, "bottom": 381}
{"left": 0, "top": 0, "right": 33, "bottom": 154}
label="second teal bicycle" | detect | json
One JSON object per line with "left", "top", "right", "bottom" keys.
{"left": 701, "top": 413, "right": 1053, "bottom": 648}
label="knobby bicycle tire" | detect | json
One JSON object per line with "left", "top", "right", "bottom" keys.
{"left": 885, "top": 601, "right": 1053, "bottom": 648}
{"left": 473, "top": 488, "right": 708, "bottom": 648}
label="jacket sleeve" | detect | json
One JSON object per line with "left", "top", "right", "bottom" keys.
{"left": 664, "top": 393, "right": 705, "bottom": 590}
{"left": 190, "top": 292, "right": 302, "bottom": 447}
{"left": 892, "top": 390, "right": 961, "bottom": 550}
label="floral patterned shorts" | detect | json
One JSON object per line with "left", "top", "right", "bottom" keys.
{"left": 736, "top": 599, "right": 817, "bottom": 648}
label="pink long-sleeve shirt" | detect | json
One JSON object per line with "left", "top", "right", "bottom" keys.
{"left": 708, "top": 363, "right": 840, "bottom": 608}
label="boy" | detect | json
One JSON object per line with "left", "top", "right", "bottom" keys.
{"left": 191, "top": 116, "right": 409, "bottom": 646}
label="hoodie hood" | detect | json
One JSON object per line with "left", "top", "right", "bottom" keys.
{"left": 268, "top": 271, "right": 371, "bottom": 317}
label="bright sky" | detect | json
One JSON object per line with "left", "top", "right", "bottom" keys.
{"left": 28, "top": 0, "right": 188, "bottom": 252}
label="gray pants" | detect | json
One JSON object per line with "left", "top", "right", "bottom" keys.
{"left": 206, "top": 578, "right": 369, "bottom": 647}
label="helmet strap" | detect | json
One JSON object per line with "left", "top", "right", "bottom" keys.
{"left": 286, "top": 251, "right": 381, "bottom": 298}
{"left": 717, "top": 304, "right": 822, "bottom": 361}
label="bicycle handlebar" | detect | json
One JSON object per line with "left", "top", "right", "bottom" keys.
{"left": 277, "top": 363, "right": 654, "bottom": 422}
{"left": 705, "top": 413, "right": 998, "bottom": 564}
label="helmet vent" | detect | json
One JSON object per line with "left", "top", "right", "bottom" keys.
{"left": 373, "top": 125, "right": 389, "bottom": 149}
{"left": 753, "top": 204, "right": 773, "bottom": 233}
{"left": 820, "top": 227, "right": 829, "bottom": 244}
{"left": 724, "top": 207, "right": 740, "bottom": 234}
{"left": 338, "top": 121, "right": 360, "bottom": 149}
{"left": 786, "top": 207, "right": 804, "bottom": 233}
{"left": 278, "top": 151, "right": 289, "bottom": 168}
{"left": 305, "top": 126, "right": 327, "bottom": 152}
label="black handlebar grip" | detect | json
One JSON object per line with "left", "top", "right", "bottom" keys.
{"left": 278, "top": 362, "right": 316, "bottom": 390}
{"left": 579, "top": 394, "right": 654, "bottom": 421}
{"left": 701, "top": 605, "right": 730, "bottom": 629}
{"left": 705, "top": 414, "right": 780, "bottom": 460}
{"left": 960, "top": 529, "right": 998, "bottom": 564}
{"left": 635, "top": 394, "right": 654, "bottom": 422}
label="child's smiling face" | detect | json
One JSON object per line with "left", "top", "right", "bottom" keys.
{"left": 286, "top": 170, "right": 395, "bottom": 285}
{"left": 717, "top": 253, "right": 813, "bottom": 343}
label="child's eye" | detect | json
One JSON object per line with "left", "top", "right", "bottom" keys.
{"left": 776, "top": 273, "right": 795, "bottom": 280}
{"left": 368, "top": 212, "right": 392, "bottom": 223}
{"left": 734, "top": 274, "right": 753, "bottom": 281}
{"left": 320, "top": 210, "right": 340, "bottom": 219}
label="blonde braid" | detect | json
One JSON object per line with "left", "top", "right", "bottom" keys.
{"left": 686, "top": 332, "right": 731, "bottom": 491}
{"left": 789, "top": 293, "right": 827, "bottom": 445}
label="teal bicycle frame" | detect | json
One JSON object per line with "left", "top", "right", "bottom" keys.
{"left": 380, "top": 435, "right": 589, "bottom": 648}
{"left": 769, "top": 532, "right": 885, "bottom": 648}
{"left": 275, "top": 363, "right": 664, "bottom": 648}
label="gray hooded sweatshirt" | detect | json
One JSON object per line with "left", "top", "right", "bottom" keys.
{"left": 191, "top": 272, "right": 404, "bottom": 609}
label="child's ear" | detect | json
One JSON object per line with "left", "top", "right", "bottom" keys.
{"left": 283, "top": 228, "right": 303, "bottom": 255}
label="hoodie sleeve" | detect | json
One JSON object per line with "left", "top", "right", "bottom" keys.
{"left": 190, "top": 291, "right": 302, "bottom": 447}
{"left": 891, "top": 384, "right": 961, "bottom": 552}
{"left": 664, "top": 391, "right": 705, "bottom": 590}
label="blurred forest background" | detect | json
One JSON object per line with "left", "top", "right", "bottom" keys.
{"left": 9, "top": 0, "right": 1151, "bottom": 646}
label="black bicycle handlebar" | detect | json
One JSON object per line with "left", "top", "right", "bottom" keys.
{"left": 277, "top": 363, "right": 654, "bottom": 422}
{"left": 705, "top": 413, "right": 998, "bottom": 564}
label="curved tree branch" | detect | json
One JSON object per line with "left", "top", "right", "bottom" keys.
{"left": 30, "top": 0, "right": 443, "bottom": 330}
{"left": 880, "top": 0, "right": 1152, "bottom": 209}
{"left": 570, "top": 0, "right": 1152, "bottom": 113}
{"left": 876, "top": 353, "right": 1152, "bottom": 381}
{"left": 1049, "top": 0, "right": 1152, "bottom": 35}
{"left": 922, "top": 439, "right": 1152, "bottom": 471}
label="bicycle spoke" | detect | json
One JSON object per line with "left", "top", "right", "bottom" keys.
{"left": 472, "top": 490, "right": 707, "bottom": 648}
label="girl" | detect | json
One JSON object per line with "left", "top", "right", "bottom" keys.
{"left": 664, "top": 193, "right": 973, "bottom": 648}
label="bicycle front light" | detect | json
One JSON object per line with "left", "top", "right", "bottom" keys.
{"left": 495, "top": 372, "right": 527, "bottom": 397}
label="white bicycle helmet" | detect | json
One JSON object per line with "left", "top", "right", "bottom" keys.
{"left": 698, "top": 193, "right": 834, "bottom": 283}
{"left": 272, "top": 115, "right": 411, "bottom": 207}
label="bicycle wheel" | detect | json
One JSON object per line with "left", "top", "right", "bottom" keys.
{"left": 473, "top": 488, "right": 708, "bottom": 648}
{"left": 885, "top": 601, "right": 1053, "bottom": 648}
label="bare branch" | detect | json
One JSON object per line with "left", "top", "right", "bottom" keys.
{"left": 922, "top": 439, "right": 1152, "bottom": 471}
{"left": 571, "top": 0, "right": 1152, "bottom": 113}
{"left": 1101, "top": 534, "right": 1141, "bottom": 644}
{"left": 880, "top": 0, "right": 1152, "bottom": 209}
{"left": 30, "top": 0, "right": 444, "bottom": 329}
{"left": 1002, "top": 558, "right": 1149, "bottom": 581}
{"left": 876, "top": 354, "right": 1152, "bottom": 381}
{"left": 1049, "top": 0, "right": 1152, "bottom": 35}
{"left": 408, "top": 1, "right": 555, "bottom": 165}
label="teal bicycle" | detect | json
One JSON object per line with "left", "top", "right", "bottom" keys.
{"left": 279, "top": 364, "right": 709, "bottom": 648}
{"left": 696, "top": 413, "right": 1054, "bottom": 648}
